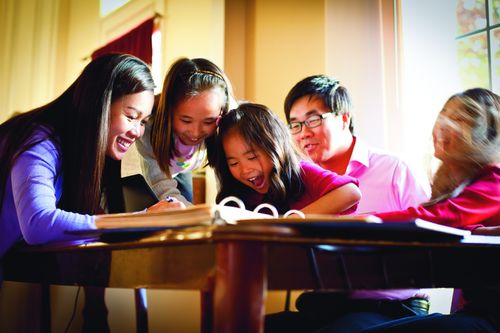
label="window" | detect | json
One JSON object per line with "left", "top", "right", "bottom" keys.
{"left": 100, "top": 0, "right": 131, "bottom": 17}
{"left": 456, "top": 0, "right": 500, "bottom": 91}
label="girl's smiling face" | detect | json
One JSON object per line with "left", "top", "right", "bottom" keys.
{"left": 106, "top": 90, "right": 154, "bottom": 160}
{"left": 222, "top": 128, "right": 274, "bottom": 194}
{"left": 173, "top": 88, "right": 225, "bottom": 146}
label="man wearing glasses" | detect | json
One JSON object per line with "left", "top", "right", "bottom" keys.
{"left": 265, "top": 75, "right": 430, "bottom": 333}
{"left": 284, "top": 74, "right": 429, "bottom": 215}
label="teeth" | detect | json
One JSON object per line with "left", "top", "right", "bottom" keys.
{"left": 117, "top": 138, "right": 131, "bottom": 147}
{"left": 248, "top": 177, "right": 256, "bottom": 184}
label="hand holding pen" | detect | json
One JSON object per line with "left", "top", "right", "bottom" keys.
{"left": 145, "top": 196, "right": 186, "bottom": 213}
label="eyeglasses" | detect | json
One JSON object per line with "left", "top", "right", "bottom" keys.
{"left": 288, "top": 112, "right": 334, "bottom": 134}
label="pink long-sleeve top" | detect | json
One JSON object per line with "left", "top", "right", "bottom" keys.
{"left": 376, "top": 164, "right": 500, "bottom": 229}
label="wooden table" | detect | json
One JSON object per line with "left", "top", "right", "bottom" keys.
{"left": 3, "top": 224, "right": 500, "bottom": 333}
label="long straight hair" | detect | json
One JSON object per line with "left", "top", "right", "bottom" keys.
{"left": 0, "top": 53, "right": 155, "bottom": 214}
{"left": 429, "top": 88, "right": 499, "bottom": 203}
{"left": 208, "top": 103, "right": 304, "bottom": 213}
{"left": 150, "top": 57, "right": 234, "bottom": 178}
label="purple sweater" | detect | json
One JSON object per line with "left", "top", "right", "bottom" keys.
{"left": 0, "top": 132, "right": 95, "bottom": 258}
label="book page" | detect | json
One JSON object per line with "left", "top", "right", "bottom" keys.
{"left": 413, "top": 219, "right": 471, "bottom": 237}
{"left": 95, "top": 204, "right": 215, "bottom": 229}
{"left": 93, "top": 204, "right": 274, "bottom": 229}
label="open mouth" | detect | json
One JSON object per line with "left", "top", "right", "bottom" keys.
{"left": 248, "top": 175, "right": 265, "bottom": 190}
{"left": 117, "top": 137, "right": 132, "bottom": 151}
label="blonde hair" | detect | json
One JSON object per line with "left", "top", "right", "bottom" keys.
{"left": 429, "top": 88, "right": 499, "bottom": 202}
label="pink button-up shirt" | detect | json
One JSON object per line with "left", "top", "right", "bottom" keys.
{"left": 347, "top": 138, "right": 430, "bottom": 214}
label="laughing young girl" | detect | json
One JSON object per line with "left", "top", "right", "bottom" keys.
{"left": 208, "top": 102, "right": 361, "bottom": 215}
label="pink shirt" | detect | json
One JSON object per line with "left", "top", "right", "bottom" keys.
{"left": 376, "top": 164, "right": 500, "bottom": 229}
{"left": 347, "top": 138, "right": 430, "bottom": 214}
{"left": 245, "top": 160, "right": 359, "bottom": 214}
{"left": 291, "top": 160, "right": 359, "bottom": 214}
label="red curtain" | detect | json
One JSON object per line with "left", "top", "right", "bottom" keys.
{"left": 91, "top": 18, "right": 154, "bottom": 64}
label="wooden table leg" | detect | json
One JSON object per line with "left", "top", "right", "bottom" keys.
{"left": 213, "top": 241, "right": 267, "bottom": 333}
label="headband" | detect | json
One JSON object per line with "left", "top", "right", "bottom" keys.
{"left": 192, "top": 69, "right": 225, "bottom": 81}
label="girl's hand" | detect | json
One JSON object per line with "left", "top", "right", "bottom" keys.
{"left": 146, "top": 197, "right": 186, "bottom": 212}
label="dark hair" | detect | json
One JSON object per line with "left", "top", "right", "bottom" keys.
{"left": 150, "top": 57, "right": 234, "bottom": 178}
{"left": 207, "top": 102, "right": 304, "bottom": 212}
{"left": 284, "top": 74, "right": 354, "bottom": 133}
{"left": 0, "top": 53, "right": 155, "bottom": 214}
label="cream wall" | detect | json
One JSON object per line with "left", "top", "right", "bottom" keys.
{"left": 0, "top": 0, "right": 65, "bottom": 122}
{"left": 326, "top": 0, "right": 388, "bottom": 149}
{"left": 251, "top": 0, "right": 325, "bottom": 116}
{"left": 225, "top": 0, "right": 325, "bottom": 118}
{"left": 163, "top": 0, "right": 225, "bottom": 72}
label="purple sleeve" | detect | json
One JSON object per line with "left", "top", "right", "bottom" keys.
{"left": 11, "top": 139, "right": 95, "bottom": 245}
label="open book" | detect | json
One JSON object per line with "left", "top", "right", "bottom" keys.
{"left": 66, "top": 203, "right": 274, "bottom": 237}
{"left": 66, "top": 192, "right": 480, "bottom": 243}
{"left": 99, "top": 203, "right": 274, "bottom": 228}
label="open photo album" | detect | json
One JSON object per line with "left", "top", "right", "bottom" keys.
{"left": 64, "top": 177, "right": 485, "bottom": 242}
{"left": 66, "top": 201, "right": 480, "bottom": 244}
